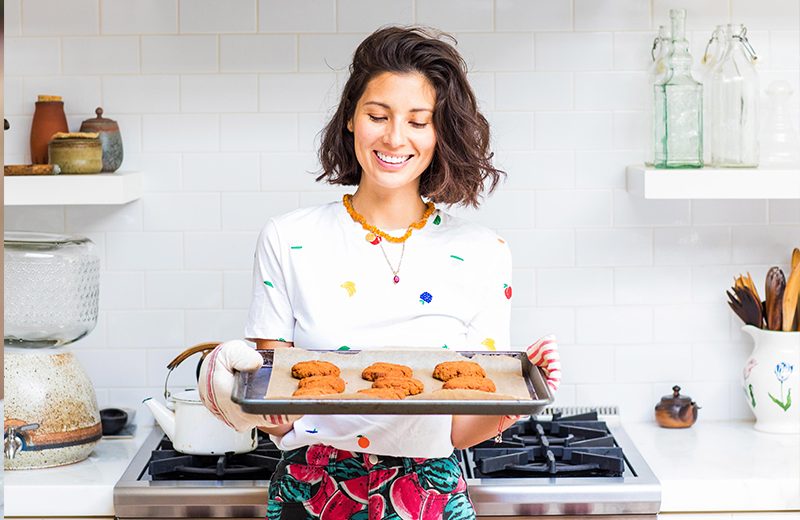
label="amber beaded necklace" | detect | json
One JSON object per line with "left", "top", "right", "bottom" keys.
{"left": 342, "top": 194, "right": 435, "bottom": 244}
{"left": 342, "top": 193, "right": 436, "bottom": 284}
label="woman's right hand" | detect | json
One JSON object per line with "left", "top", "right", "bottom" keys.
{"left": 198, "top": 339, "right": 301, "bottom": 432}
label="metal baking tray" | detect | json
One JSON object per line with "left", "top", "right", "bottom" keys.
{"left": 232, "top": 350, "right": 554, "bottom": 415}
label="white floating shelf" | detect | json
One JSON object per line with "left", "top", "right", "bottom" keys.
{"left": 4, "top": 171, "right": 143, "bottom": 206}
{"left": 626, "top": 165, "right": 800, "bottom": 199}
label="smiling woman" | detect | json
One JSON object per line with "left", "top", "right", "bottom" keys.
{"left": 197, "top": 25, "right": 562, "bottom": 520}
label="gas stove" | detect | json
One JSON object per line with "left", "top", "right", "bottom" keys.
{"left": 114, "top": 407, "right": 660, "bottom": 518}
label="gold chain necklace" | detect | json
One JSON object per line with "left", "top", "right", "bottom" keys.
{"left": 342, "top": 194, "right": 435, "bottom": 244}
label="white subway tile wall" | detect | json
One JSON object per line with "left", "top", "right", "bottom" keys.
{"left": 4, "top": 0, "right": 800, "bottom": 425}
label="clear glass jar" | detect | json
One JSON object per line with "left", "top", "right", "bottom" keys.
{"left": 700, "top": 26, "right": 726, "bottom": 165}
{"left": 4, "top": 232, "right": 100, "bottom": 347}
{"left": 654, "top": 9, "right": 704, "bottom": 169}
{"left": 645, "top": 25, "right": 671, "bottom": 166}
{"left": 761, "top": 80, "right": 800, "bottom": 168}
{"left": 709, "top": 24, "right": 759, "bottom": 167}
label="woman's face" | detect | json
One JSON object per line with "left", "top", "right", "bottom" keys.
{"left": 348, "top": 71, "right": 437, "bottom": 196}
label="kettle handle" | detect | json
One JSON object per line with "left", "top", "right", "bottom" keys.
{"left": 163, "top": 342, "right": 220, "bottom": 400}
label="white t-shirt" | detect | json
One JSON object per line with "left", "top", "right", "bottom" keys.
{"left": 244, "top": 200, "right": 512, "bottom": 458}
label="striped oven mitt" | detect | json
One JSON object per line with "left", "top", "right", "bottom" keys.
{"left": 198, "top": 340, "right": 301, "bottom": 431}
{"left": 504, "top": 334, "right": 562, "bottom": 424}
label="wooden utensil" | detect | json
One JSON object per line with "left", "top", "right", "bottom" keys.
{"left": 784, "top": 254, "right": 800, "bottom": 331}
{"left": 764, "top": 267, "right": 786, "bottom": 331}
{"left": 727, "top": 286, "right": 764, "bottom": 327}
{"left": 792, "top": 248, "right": 800, "bottom": 271}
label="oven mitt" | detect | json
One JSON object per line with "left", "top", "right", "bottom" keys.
{"left": 505, "top": 334, "right": 562, "bottom": 423}
{"left": 526, "top": 334, "right": 561, "bottom": 394}
{"left": 198, "top": 339, "right": 301, "bottom": 431}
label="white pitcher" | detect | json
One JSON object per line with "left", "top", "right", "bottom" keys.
{"left": 741, "top": 325, "right": 800, "bottom": 433}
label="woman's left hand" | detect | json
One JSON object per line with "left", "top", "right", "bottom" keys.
{"left": 526, "top": 334, "right": 561, "bottom": 394}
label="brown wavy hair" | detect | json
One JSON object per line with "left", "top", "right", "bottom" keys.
{"left": 316, "top": 26, "right": 504, "bottom": 208}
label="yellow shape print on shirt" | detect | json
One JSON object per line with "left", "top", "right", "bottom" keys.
{"left": 340, "top": 281, "right": 356, "bottom": 297}
{"left": 481, "top": 338, "right": 496, "bottom": 351}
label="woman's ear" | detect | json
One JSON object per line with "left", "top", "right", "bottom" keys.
{"left": 346, "top": 118, "right": 353, "bottom": 133}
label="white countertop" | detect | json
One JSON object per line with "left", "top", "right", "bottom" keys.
{"left": 5, "top": 426, "right": 152, "bottom": 517}
{"left": 4, "top": 420, "right": 799, "bottom": 517}
{"left": 625, "top": 420, "right": 800, "bottom": 513}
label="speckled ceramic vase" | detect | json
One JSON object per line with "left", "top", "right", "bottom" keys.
{"left": 741, "top": 326, "right": 800, "bottom": 434}
{"left": 4, "top": 348, "right": 101, "bottom": 469}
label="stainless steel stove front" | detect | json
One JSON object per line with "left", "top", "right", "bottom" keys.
{"left": 113, "top": 408, "right": 660, "bottom": 519}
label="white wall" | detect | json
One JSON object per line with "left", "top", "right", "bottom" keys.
{"left": 4, "top": 0, "right": 800, "bottom": 423}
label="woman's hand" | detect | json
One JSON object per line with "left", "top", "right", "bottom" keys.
{"left": 198, "top": 340, "right": 301, "bottom": 434}
{"left": 526, "top": 334, "right": 561, "bottom": 394}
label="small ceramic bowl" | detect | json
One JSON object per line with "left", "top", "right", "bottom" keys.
{"left": 100, "top": 408, "right": 128, "bottom": 435}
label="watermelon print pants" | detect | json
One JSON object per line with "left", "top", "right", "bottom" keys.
{"left": 267, "top": 444, "right": 476, "bottom": 520}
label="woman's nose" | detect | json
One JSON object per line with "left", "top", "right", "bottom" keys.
{"left": 383, "top": 121, "right": 405, "bottom": 147}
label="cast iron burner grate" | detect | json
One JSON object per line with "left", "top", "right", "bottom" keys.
{"left": 149, "top": 435, "right": 282, "bottom": 480}
{"left": 465, "top": 411, "right": 626, "bottom": 478}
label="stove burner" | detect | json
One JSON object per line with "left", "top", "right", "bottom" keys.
{"left": 149, "top": 436, "right": 282, "bottom": 480}
{"left": 466, "top": 411, "right": 626, "bottom": 478}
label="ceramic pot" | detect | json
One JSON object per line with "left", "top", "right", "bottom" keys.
{"left": 4, "top": 348, "right": 102, "bottom": 469}
{"left": 30, "top": 99, "right": 68, "bottom": 164}
{"left": 48, "top": 136, "right": 103, "bottom": 174}
{"left": 742, "top": 325, "right": 800, "bottom": 433}
{"left": 79, "top": 107, "right": 123, "bottom": 172}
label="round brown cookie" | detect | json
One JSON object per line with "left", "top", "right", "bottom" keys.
{"left": 371, "top": 376, "right": 424, "bottom": 396}
{"left": 297, "top": 375, "right": 346, "bottom": 393}
{"left": 442, "top": 376, "right": 496, "bottom": 393}
{"left": 432, "top": 360, "right": 486, "bottom": 381}
{"left": 292, "top": 387, "right": 337, "bottom": 397}
{"left": 291, "top": 360, "right": 341, "bottom": 379}
{"left": 361, "top": 362, "right": 413, "bottom": 381}
{"left": 357, "top": 387, "right": 406, "bottom": 400}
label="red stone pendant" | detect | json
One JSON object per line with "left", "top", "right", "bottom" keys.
{"left": 393, "top": 275, "right": 400, "bottom": 284}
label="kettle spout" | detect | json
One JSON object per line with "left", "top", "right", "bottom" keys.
{"left": 680, "top": 402, "right": 700, "bottom": 423}
{"left": 143, "top": 397, "right": 176, "bottom": 441}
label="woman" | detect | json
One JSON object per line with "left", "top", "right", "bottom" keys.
{"left": 199, "top": 26, "right": 561, "bottom": 520}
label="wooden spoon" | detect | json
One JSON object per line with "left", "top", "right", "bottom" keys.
{"left": 764, "top": 267, "right": 785, "bottom": 331}
{"left": 784, "top": 254, "right": 800, "bottom": 331}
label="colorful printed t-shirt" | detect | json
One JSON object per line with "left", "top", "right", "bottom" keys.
{"left": 244, "top": 200, "right": 512, "bottom": 458}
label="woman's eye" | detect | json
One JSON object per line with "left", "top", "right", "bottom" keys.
{"left": 410, "top": 121, "right": 428, "bottom": 129}
{"left": 368, "top": 115, "right": 386, "bottom": 122}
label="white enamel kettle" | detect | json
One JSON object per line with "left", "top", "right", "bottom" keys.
{"left": 143, "top": 342, "right": 258, "bottom": 455}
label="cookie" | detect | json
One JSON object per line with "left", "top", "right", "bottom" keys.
{"left": 371, "top": 376, "right": 424, "bottom": 396}
{"left": 292, "top": 387, "right": 337, "bottom": 397}
{"left": 357, "top": 388, "right": 406, "bottom": 400}
{"left": 442, "top": 376, "right": 496, "bottom": 393}
{"left": 291, "top": 360, "right": 341, "bottom": 379}
{"left": 432, "top": 360, "right": 486, "bottom": 381}
{"left": 361, "top": 362, "right": 413, "bottom": 381}
{"left": 297, "top": 375, "right": 346, "bottom": 393}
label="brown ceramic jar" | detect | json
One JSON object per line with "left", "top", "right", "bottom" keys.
{"left": 30, "top": 96, "right": 69, "bottom": 164}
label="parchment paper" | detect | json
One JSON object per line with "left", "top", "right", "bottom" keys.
{"left": 265, "top": 348, "right": 532, "bottom": 402}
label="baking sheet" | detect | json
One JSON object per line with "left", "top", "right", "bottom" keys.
{"left": 233, "top": 348, "right": 553, "bottom": 415}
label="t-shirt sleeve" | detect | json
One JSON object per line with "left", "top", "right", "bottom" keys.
{"left": 465, "top": 236, "right": 512, "bottom": 351}
{"left": 244, "top": 219, "right": 296, "bottom": 342}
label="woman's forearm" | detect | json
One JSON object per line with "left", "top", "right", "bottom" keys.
{"left": 451, "top": 415, "right": 517, "bottom": 449}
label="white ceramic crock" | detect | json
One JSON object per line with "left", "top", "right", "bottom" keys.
{"left": 742, "top": 325, "right": 800, "bottom": 434}
{"left": 4, "top": 348, "right": 101, "bottom": 469}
